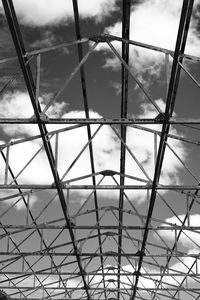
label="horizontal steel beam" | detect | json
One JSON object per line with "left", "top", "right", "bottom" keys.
{"left": 0, "top": 224, "right": 199, "bottom": 231}
{"left": 1, "top": 271, "right": 200, "bottom": 277}
{"left": 90, "top": 33, "right": 200, "bottom": 62}
{"left": 1, "top": 33, "right": 200, "bottom": 64}
{"left": 0, "top": 123, "right": 198, "bottom": 151}
{"left": 2, "top": 297, "right": 180, "bottom": 300}
{"left": 0, "top": 184, "right": 200, "bottom": 190}
{"left": 2, "top": 286, "right": 200, "bottom": 291}
{"left": 0, "top": 251, "right": 199, "bottom": 258}
{"left": 0, "top": 117, "right": 200, "bottom": 124}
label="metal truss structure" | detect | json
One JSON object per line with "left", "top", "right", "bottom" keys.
{"left": 1, "top": 0, "right": 200, "bottom": 299}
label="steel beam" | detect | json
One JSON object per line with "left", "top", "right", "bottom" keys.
{"left": 1, "top": 117, "right": 200, "bottom": 124}
{"left": 0, "top": 0, "right": 199, "bottom": 298}
{"left": 131, "top": 1, "right": 195, "bottom": 299}
{"left": 118, "top": 2, "right": 131, "bottom": 297}
{"left": 72, "top": 0, "right": 106, "bottom": 297}
{"left": 2, "top": 1, "right": 90, "bottom": 298}
{"left": 1, "top": 184, "right": 200, "bottom": 189}
{"left": 1, "top": 33, "right": 200, "bottom": 65}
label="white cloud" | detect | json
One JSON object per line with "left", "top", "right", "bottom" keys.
{"left": 0, "top": 190, "right": 38, "bottom": 210}
{"left": 126, "top": 99, "right": 186, "bottom": 190}
{"left": 89, "top": 253, "right": 200, "bottom": 293}
{"left": 3, "top": 257, "right": 199, "bottom": 297}
{"left": 89, "top": 264, "right": 156, "bottom": 292}
{"left": 96, "top": 0, "right": 200, "bottom": 74}
{"left": 1, "top": 256, "right": 199, "bottom": 298}
{"left": 1, "top": 274, "right": 81, "bottom": 299}
{"left": 0, "top": 91, "right": 187, "bottom": 208}
{"left": 0, "top": 0, "right": 118, "bottom": 26}
{"left": 0, "top": 91, "right": 67, "bottom": 136}
{"left": 158, "top": 214, "right": 200, "bottom": 249}
{"left": 160, "top": 249, "right": 200, "bottom": 288}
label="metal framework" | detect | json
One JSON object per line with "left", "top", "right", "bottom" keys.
{"left": 0, "top": 0, "right": 200, "bottom": 299}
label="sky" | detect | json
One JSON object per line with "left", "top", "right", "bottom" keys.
{"left": 0, "top": 0, "right": 200, "bottom": 299}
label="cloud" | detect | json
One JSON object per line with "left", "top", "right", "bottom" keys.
{"left": 0, "top": 274, "right": 82, "bottom": 299}
{"left": 109, "top": 81, "right": 121, "bottom": 95}
{"left": 126, "top": 99, "right": 185, "bottom": 186}
{"left": 0, "top": 91, "right": 187, "bottom": 208}
{"left": 1, "top": 256, "right": 199, "bottom": 298}
{"left": 0, "top": 190, "right": 38, "bottom": 210}
{"left": 30, "top": 30, "right": 58, "bottom": 49}
{"left": 29, "top": 29, "right": 70, "bottom": 55}
{"left": 89, "top": 252, "right": 200, "bottom": 293}
{"left": 158, "top": 214, "right": 200, "bottom": 249}
{"left": 161, "top": 249, "right": 200, "bottom": 288}
{"left": 0, "top": 0, "right": 118, "bottom": 26}
{"left": 89, "top": 264, "right": 156, "bottom": 292}
{"left": 0, "top": 91, "right": 66, "bottom": 136}
{"left": 96, "top": 0, "right": 200, "bottom": 75}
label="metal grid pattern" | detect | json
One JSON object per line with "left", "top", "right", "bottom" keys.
{"left": 0, "top": 0, "right": 200, "bottom": 299}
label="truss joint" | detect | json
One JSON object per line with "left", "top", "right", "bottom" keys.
{"left": 154, "top": 112, "right": 165, "bottom": 121}
{"left": 89, "top": 34, "right": 116, "bottom": 43}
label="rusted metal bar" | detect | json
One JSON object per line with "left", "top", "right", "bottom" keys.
{"left": 1, "top": 117, "right": 200, "bottom": 124}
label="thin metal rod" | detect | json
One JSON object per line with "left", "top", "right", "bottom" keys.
{"left": 35, "top": 53, "right": 41, "bottom": 109}
{"left": 42, "top": 41, "right": 98, "bottom": 114}
{"left": 107, "top": 40, "right": 162, "bottom": 114}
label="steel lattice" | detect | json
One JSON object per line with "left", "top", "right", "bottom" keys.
{"left": 0, "top": 0, "right": 200, "bottom": 299}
